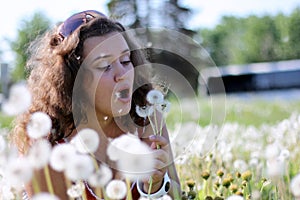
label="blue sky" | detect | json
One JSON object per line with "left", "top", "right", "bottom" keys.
{"left": 1, "top": 0, "right": 299, "bottom": 63}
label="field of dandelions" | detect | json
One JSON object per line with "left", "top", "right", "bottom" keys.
{"left": 1, "top": 82, "right": 300, "bottom": 200}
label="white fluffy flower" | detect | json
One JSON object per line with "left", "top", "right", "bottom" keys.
{"left": 31, "top": 193, "right": 59, "bottom": 200}
{"left": 156, "top": 100, "right": 171, "bottom": 113}
{"left": 27, "top": 112, "right": 52, "bottom": 139}
{"left": 1, "top": 83, "right": 31, "bottom": 116}
{"left": 291, "top": 173, "right": 300, "bottom": 197}
{"left": 49, "top": 143, "right": 77, "bottom": 172}
{"left": 71, "top": 128, "right": 100, "bottom": 154}
{"left": 88, "top": 164, "right": 113, "bottom": 187}
{"left": 0, "top": 135, "right": 6, "bottom": 153}
{"left": 0, "top": 179, "right": 15, "bottom": 200}
{"left": 226, "top": 195, "right": 244, "bottom": 200}
{"left": 65, "top": 154, "right": 94, "bottom": 181}
{"left": 107, "top": 133, "right": 155, "bottom": 181}
{"left": 5, "top": 157, "right": 33, "bottom": 189}
{"left": 27, "top": 139, "right": 52, "bottom": 169}
{"left": 265, "top": 143, "right": 280, "bottom": 160}
{"left": 135, "top": 105, "right": 154, "bottom": 118}
{"left": 105, "top": 179, "right": 127, "bottom": 200}
{"left": 146, "top": 89, "right": 164, "bottom": 104}
{"left": 67, "top": 181, "right": 85, "bottom": 198}
{"left": 266, "top": 158, "right": 285, "bottom": 178}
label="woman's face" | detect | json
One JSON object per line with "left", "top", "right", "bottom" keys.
{"left": 81, "top": 32, "right": 134, "bottom": 118}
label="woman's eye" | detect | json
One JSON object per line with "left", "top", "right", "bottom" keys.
{"left": 121, "top": 60, "right": 132, "bottom": 65}
{"left": 104, "top": 64, "right": 112, "bottom": 71}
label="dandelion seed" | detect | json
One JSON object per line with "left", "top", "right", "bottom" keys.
{"left": 49, "top": 143, "right": 77, "bottom": 172}
{"left": 31, "top": 192, "right": 59, "bottom": 200}
{"left": 135, "top": 105, "right": 154, "bottom": 118}
{"left": 291, "top": 173, "right": 300, "bottom": 197}
{"left": 88, "top": 164, "right": 113, "bottom": 187}
{"left": 146, "top": 89, "right": 164, "bottom": 104}
{"left": 71, "top": 128, "right": 100, "bottom": 154}
{"left": 27, "top": 112, "right": 52, "bottom": 139}
{"left": 105, "top": 179, "right": 127, "bottom": 200}
{"left": 27, "top": 139, "right": 52, "bottom": 169}
{"left": 1, "top": 83, "right": 31, "bottom": 116}
{"left": 65, "top": 154, "right": 94, "bottom": 181}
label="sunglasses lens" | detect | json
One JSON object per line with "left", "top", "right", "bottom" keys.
{"left": 59, "top": 10, "right": 106, "bottom": 38}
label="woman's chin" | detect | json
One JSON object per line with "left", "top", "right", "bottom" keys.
{"left": 112, "top": 105, "right": 131, "bottom": 117}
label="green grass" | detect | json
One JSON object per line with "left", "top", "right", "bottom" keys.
{"left": 166, "top": 95, "right": 300, "bottom": 129}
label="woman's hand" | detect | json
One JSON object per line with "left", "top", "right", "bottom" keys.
{"left": 142, "top": 134, "right": 170, "bottom": 193}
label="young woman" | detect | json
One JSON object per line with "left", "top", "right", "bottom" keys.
{"left": 11, "top": 10, "right": 181, "bottom": 199}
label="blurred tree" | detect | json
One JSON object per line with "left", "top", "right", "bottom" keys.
{"left": 288, "top": 7, "right": 300, "bottom": 58}
{"left": 10, "top": 12, "right": 51, "bottom": 81}
{"left": 242, "top": 15, "right": 280, "bottom": 63}
{"left": 200, "top": 8, "right": 300, "bottom": 66}
{"left": 107, "top": 0, "right": 205, "bottom": 94}
{"left": 200, "top": 16, "right": 246, "bottom": 66}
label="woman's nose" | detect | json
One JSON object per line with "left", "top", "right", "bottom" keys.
{"left": 114, "top": 61, "right": 127, "bottom": 82}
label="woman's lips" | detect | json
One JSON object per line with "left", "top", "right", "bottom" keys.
{"left": 115, "top": 88, "right": 131, "bottom": 103}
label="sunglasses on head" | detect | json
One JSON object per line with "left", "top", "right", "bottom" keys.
{"left": 58, "top": 10, "right": 107, "bottom": 39}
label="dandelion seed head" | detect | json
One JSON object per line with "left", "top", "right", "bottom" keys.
{"left": 49, "top": 143, "right": 77, "bottom": 172}
{"left": 146, "top": 89, "right": 164, "bottom": 104}
{"left": 28, "top": 139, "right": 52, "bottom": 169}
{"left": 291, "top": 173, "right": 300, "bottom": 197}
{"left": 107, "top": 133, "right": 155, "bottom": 180}
{"left": 135, "top": 105, "right": 154, "bottom": 118}
{"left": 156, "top": 100, "right": 171, "bottom": 113}
{"left": 71, "top": 128, "right": 100, "bottom": 154}
{"left": 5, "top": 157, "right": 33, "bottom": 189}
{"left": 67, "top": 181, "right": 85, "bottom": 198}
{"left": 31, "top": 193, "right": 59, "bottom": 200}
{"left": 1, "top": 83, "right": 31, "bottom": 116}
{"left": 65, "top": 154, "right": 94, "bottom": 181}
{"left": 88, "top": 164, "right": 113, "bottom": 187}
{"left": 105, "top": 179, "right": 127, "bottom": 200}
{"left": 27, "top": 112, "right": 52, "bottom": 139}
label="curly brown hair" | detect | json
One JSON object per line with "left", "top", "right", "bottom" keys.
{"left": 11, "top": 16, "right": 153, "bottom": 154}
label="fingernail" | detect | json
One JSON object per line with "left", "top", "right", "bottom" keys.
{"left": 149, "top": 135, "right": 156, "bottom": 140}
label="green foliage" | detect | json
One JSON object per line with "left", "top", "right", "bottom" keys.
{"left": 288, "top": 8, "right": 300, "bottom": 58}
{"left": 10, "top": 12, "right": 51, "bottom": 81}
{"left": 200, "top": 7, "right": 300, "bottom": 66}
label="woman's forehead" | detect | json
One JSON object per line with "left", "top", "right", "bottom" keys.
{"left": 82, "top": 32, "right": 129, "bottom": 59}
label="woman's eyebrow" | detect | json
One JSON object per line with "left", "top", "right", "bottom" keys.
{"left": 92, "top": 49, "right": 130, "bottom": 62}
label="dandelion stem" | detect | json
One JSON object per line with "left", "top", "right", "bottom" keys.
{"left": 81, "top": 181, "right": 88, "bottom": 200}
{"left": 148, "top": 176, "right": 153, "bottom": 197}
{"left": 148, "top": 116, "right": 160, "bottom": 149}
{"left": 64, "top": 174, "right": 74, "bottom": 200}
{"left": 95, "top": 187, "right": 103, "bottom": 200}
{"left": 126, "top": 178, "right": 133, "bottom": 200}
{"left": 44, "top": 165, "right": 54, "bottom": 194}
{"left": 31, "top": 173, "right": 41, "bottom": 194}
